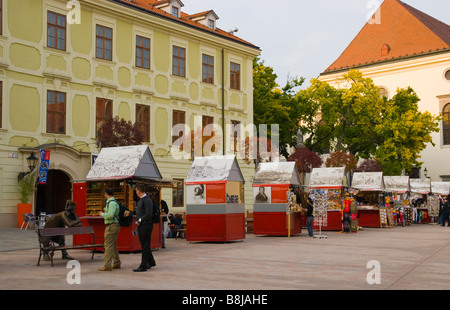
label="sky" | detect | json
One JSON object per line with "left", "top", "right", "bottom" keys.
{"left": 184, "top": 0, "right": 450, "bottom": 89}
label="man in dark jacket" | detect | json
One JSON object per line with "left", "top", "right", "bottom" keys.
{"left": 441, "top": 195, "right": 450, "bottom": 227}
{"left": 133, "top": 183, "right": 156, "bottom": 272}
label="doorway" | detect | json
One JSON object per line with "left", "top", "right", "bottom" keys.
{"left": 35, "top": 169, "right": 72, "bottom": 215}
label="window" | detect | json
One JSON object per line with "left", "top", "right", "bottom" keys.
{"left": 443, "top": 103, "right": 450, "bottom": 145}
{"left": 136, "top": 104, "right": 150, "bottom": 142}
{"left": 172, "top": 179, "right": 184, "bottom": 207}
{"left": 173, "top": 46, "right": 186, "bottom": 77}
{"left": 172, "top": 110, "right": 185, "bottom": 143}
{"left": 202, "top": 54, "right": 214, "bottom": 84}
{"left": 136, "top": 35, "right": 150, "bottom": 69}
{"left": 96, "top": 98, "right": 112, "bottom": 137}
{"left": 231, "top": 120, "right": 241, "bottom": 153}
{"left": 230, "top": 62, "right": 240, "bottom": 90}
{"left": 96, "top": 25, "right": 112, "bottom": 61}
{"left": 207, "top": 19, "right": 215, "bottom": 30}
{"left": 379, "top": 87, "right": 388, "bottom": 98}
{"left": 47, "top": 91, "right": 66, "bottom": 134}
{"left": 202, "top": 116, "right": 214, "bottom": 153}
{"left": 47, "top": 11, "right": 66, "bottom": 51}
{"left": 171, "top": 6, "right": 179, "bottom": 18}
{"left": 445, "top": 69, "right": 450, "bottom": 81}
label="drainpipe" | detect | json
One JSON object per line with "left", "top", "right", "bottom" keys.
{"left": 222, "top": 48, "right": 225, "bottom": 155}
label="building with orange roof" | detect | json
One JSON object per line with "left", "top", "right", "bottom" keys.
{"left": 319, "top": 0, "right": 450, "bottom": 181}
{"left": 0, "top": 0, "right": 260, "bottom": 227}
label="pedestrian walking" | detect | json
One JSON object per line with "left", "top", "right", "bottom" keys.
{"left": 160, "top": 200, "right": 169, "bottom": 248}
{"left": 99, "top": 188, "right": 121, "bottom": 271}
{"left": 441, "top": 195, "right": 450, "bottom": 227}
{"left": 133, "top": 183, "right": 156, "bottom": 272}
{"left": 306, "top": 197, "right": 314, "bottom": 237}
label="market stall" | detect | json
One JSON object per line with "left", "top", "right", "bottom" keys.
{"left": 72, "top": 145, "right": 173, "bottom": 251}
{"left": 430, "top": 181, "right": 450, "bottom": 223}
{"left": 185, "top": 155, "right": 245, "bottom": 242}
{"left": 383, "top": 176, "right": 411, "bottom": 226}
{"left": 308, "top": 167, "right": 347, "bottom": 231}
{"left": 410, "top": 178, "right": 431, "bottom": 224}
{"left": 252, "top": 162, "right": 302, "bottom": 236}
{"left": 352, "top": 172, "right": 387, "bottom": 228}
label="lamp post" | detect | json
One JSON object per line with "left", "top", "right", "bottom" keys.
{"left": 18, "top": 152, "right": 39, "bottom": 181}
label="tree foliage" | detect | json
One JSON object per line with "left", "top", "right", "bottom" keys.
{"left": 297, "top": 70, "right": 441, "bottom": 175}
{"left": 96, "top": 116, "right": 144, "bottom": 148}
{"left": 287, "top": 146, "right": 322, "bottom": 174}
{"left": 253, "top": 57, "right": 305, "bottom": 158}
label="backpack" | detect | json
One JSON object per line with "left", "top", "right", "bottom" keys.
{"left": 117, "top": 202, "right": 133, "bottom": 227}
{"left": 152, "top": 199, "right": 160, "bottom": 223}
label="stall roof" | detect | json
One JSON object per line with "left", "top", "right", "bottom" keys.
{"left": 86, "top": 145, "right": 162, "bottom": 181}
{"left": 410, "top": 178, "right": 431, "bottom": 194}
{"left": 309, "top": 167, "right": 346, "bottom": 188}
{"left": 351, "top": 172, "right": 384, "bottom": 191}
{"left": 383, "top": 176, "right": 410, "bottom": 193}
{"left": 185, "top": 155, "right": 244, "bottom": 184}
{"left": 253, "top": 162, "right": 301, "bottom": 186}
{"left": 431, "top": 181, "right": 450, "bottom": 195}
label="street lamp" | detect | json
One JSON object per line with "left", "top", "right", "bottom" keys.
{"left": 18, "top": 152, "right": 39, "bottom": 181}
{"left": 423, "top": 167, "right": 428, "bottom": 178}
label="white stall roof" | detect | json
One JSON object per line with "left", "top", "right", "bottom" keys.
{"left": 253, "top": 162, "right": 301, "bottom": 186}
{"left": 431, "top": 182, "right": 450, "bottom": 195}
{"left": 383, "top": 176, "right": 410, "bottom": 193}
{"left": 410, "top": 178, "right": 431, "bottom": 194}
{"left": 351, "top": 172, "right": 384, "bottom": 191}
{"left": 309, "top": 167, "right": 346, "bottom": 188}
{"left": 86, "top": 145, "right": 162, "bottom": 180}
{"left": 185, "top": 155, "right": 244, "bottom": 183}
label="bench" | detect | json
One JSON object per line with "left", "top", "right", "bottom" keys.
{"left": 36, "top": 226, "right": 104, "bottom": 267}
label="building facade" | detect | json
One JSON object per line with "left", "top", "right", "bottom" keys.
{"left": 0, "top": 0, "right": 260, "bottom": 227}
{"left": 319, "top": 0, "right": 450, "bottom": 181}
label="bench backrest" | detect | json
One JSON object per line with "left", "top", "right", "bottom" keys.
{"left": 38, "top": 226, "right": 94, "bottom": 237}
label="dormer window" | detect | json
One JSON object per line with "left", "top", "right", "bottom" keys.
{"left": 171, "top": 6, "right": 179, "bottom": 18}
{"left": 154, "top": 0, "right": 184, "bottom": 19}
{"left": 188, "top": 10, "right": 219, "bottom": 31}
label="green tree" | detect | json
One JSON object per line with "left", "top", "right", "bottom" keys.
{"left": 297, "top": 69, "right": 440, "bottom": 175}
{"left": 253, "top": 57, "right": 304, "bottom": 158}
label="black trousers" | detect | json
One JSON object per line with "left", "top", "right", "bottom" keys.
{"left": 138, "top": 223, "right": 156, "bottom": 269}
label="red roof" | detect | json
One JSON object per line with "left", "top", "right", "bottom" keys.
{"left": 323, "top": 0, "right": 450, "bottom": 73}
{"left": 111, "top": 0, "right": 259, "bottom": 49}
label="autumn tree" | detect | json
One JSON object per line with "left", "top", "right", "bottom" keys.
{"left": 96, "top": 116, "right": 144, "bottom": 148}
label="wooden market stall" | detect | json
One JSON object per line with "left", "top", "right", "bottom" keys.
{"left": 352, "top": 172, "right": 387, "bottom": 228}
{"left": 383, "top": 175, "right": 411, "bottom": 226}
{"left": 308, "top": 167, "right": 347, "bottom": 231}
{"left": 252, "top": 162, "right": 302, "bottom": 236}
{"left": 185, "top": 155, "right": 246, "bottom": 242}
{"left": 410, "top": 178, "right": 431, "bottom": 224}
{"left": 72, "top": 145, "right": 173, "bottom": 251}
{"left": 430, "top": 181, "right": 450, "bottom": 223}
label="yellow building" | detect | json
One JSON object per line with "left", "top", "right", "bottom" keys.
{"left": 0, "top": 0, "right": 260, "bottom": 227}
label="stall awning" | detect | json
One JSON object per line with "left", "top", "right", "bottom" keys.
{"left": 252, "top": 162, "right": 301, "bottom": 186}
{"left": 410, "top": 178, "right": 431, "bottom": 194}
{"left": 185, "top": 155, "right": 244, "bottom": 184}
{"left": 309, "top": 167, "right": 346, "bottom": 188}
{"left": 383, "top": 176, "right": 410, "bottom": 193}
{"left": 431, "top": 182, "right": 450, "bottom": 195}
{"left": 85, "top": 145, "right": 162, "bottom": 181}
{"left": 351, "top": 172, "right": 384, "bottom": 191}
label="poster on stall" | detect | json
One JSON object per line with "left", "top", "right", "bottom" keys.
{"left": 186, "top": 184, "right": 206, "bottom": 204}
{"left": 253, "top": 186, "right": 271, "bottom": 203}
{"left": 38, "top": 149, "right": 50, "bottom": 184}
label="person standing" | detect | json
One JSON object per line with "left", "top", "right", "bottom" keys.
{"left": 99, "top": 188, "right": 121, "bottom": 271}
{"left": 441, "top": 195, "right": 450, "bottom": 227}
{"left": 160, "top": 200, "right": 169, "bottom": 248}
{"left": 134, "top": 183, "right": 156, "bottom": 272}
{"left": 306, "top": 197, "right": 314, "bottom": 237}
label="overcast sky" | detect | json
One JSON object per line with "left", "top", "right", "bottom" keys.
{"left": 184, "top": 0, "right": 450, "bottom": 88}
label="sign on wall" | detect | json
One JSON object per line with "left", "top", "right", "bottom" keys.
{"left": 38, "top": 149, "right": 50, "bottom": 184}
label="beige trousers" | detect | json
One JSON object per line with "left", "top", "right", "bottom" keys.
{"left": 103, "top": 223, "right": 121, "bottom": 268}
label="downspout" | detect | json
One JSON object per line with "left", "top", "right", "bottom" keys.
{"left": 222, "top": 48, "right": 225, "bottom": 155}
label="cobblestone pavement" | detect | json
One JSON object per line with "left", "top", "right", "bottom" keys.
{"left": 1, "top": 224, "right": 449, "bottom": 291}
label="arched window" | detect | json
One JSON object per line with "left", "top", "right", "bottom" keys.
{"left": 443, "top": 103, "right": 450, "bottom": 145}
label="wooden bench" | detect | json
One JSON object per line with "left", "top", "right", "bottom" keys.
{"left": 36, "top": 226, "right": 103, "bottom": 267}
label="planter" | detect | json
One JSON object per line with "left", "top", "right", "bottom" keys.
{"left": 17, "top": 203, "right": 32, "bottom": 228}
